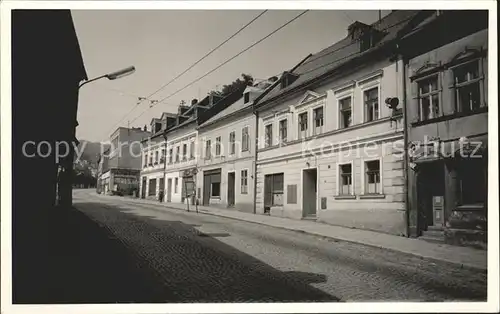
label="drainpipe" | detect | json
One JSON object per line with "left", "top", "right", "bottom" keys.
{"left": 162, "top": 132, "right": 168, "bottom": 202}
{"left": 400, "top": 48, "right": 410, "bottom": 238}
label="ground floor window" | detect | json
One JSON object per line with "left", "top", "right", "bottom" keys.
{"left": 339, "top": 164, "right": 352, "bottom": 195}
{"left": 174, "top": 177, "right": 178, "bottom": 193}
{"left": 264, "top": 173, "right": 284, "bottom": 206}
{"left": 365, "top": 160, "right": 381, "bottom": 194}
{"left": 148, "top": 178, "right": 157, "bottom": 196}
{"left": 241, "top": 170, "right": 248, "bottom": 194}
{"left": 211, "top": 182, "right": 221, "bottom": 197}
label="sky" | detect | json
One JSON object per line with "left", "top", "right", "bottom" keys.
{"left": 72, "top": 10, "right": 390, "bottom": 142}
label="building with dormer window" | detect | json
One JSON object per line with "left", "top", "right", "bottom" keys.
{"left": 252, "top": 11, "right": 422, "bottom": 235}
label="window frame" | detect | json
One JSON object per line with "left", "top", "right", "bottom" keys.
{"left": 362, "top": 158, "right": 383, "bottom": 195}
{"left": 189, "top": 140, "right": 195, "bottom": 160}
{"left": 211, "top": 181, "right": 221, "bottom": 198}
{"left": 229, "top": 131, "right": 236, "bottom": 155}
{"left": 279, "top": 119, "right": 288, "bottom": 144}
{"left": 338, "top": 95, "right": 353, "bottom": 129}
{"left": 174, "top": 177, "right": 178, "bottom": 193}
{"left": 215, "top": 136, "right": 222, "bottom": 156}
{"left": 264, "top": 123, "right": 273, "bottom": 147}
{"left": 182, "top": 143, "right": 188, "bottom": 161}
{"left": 205, "top": 139, "right": 212, "bottom": 159}
{"left": 241, "top": 126, "right": 250, "bottom": 152}
{"left": 175, "top": 146, "right": 180, "bottom": 163}
{"left": 337, "top": 162, "right": 354, "bottom": 196}
{"left": 414, "top": 73, "right": 442, "bottom": 121}
{"left": 298, "top": 111, "right": 308, "bottom": 139}
{"left": 361, "top": 84, "right": 381, "bottom": 123}
{"left": 264, "top": 173, "right": 284, "bottom": 206}
{"left": 240, "top": 169, "right": 249, "bottom": 194}
{"left": 449, "top": 59, "right": 485, "bottom": 114}
{"left": 312, "top": 105, "right": 324, "bottom": 135}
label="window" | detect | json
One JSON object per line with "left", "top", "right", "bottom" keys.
{"left": 417, "top": 75, "right": 440, "bottom": 121}
{"left": 205, "top": 139, "right": 211, "bottom": 159}
{"left": 154, "top": 151, "right": 159, "bottom": 164}
{"left": 182, "top": 143, "right": 187, "bottom": 161}
{"left": 168, "top": 148, "right": 173, "bottom": 164}
{"left": 365, "top": 160, "right": 381, "bottom": 194}
{"left": 240, "top": 170, "right": 248, "bottom": 194}
{"left": 174, "top": 177, "right": 179, "bottom": 193}
{"left": 279, "top": 119, "right": 287, "bottom": 144}
{"left": 339, "top": 164, "right": 353, "bottom": 195}
{"left": 144, "top": 153, "right": 148, "bottom": 168}
{"left": 453, "top": 61, "right": 482, "bottom": 113}
{"left": 215, "top": 136, "right": 221, "bottom": 156}
{"left": 244, "top": 92, "right": 250, "bottom": 104}
{"left": 264, "top": 173, "right": 284, "bottom": 206}
{"left": 298, "top": 112, "right": 308, "bottom": 139}
{"left": 229, "top": 132, "right": 236, "bottom": 155}
{"left": 190, "top": 141, "right": 195, "bottom": 159}
{"left": 148, "top": 179, "right": 157, "bottom": 196}
{"left": 242, "top": 127, "right": 249, "bottom": 152}
{"left": 160, "top": 149, "right": 165, "bottom": 163}
{"left": 265, "top": 124, "right": 273, "bottom": 147}
{"left": 364, "top": 87, "right": 379, "bottom": 122}
{"left": 175, "top": 146, "right": 180, "bottom": 162}
{"left": 149, "top": 154, "right": 153, "bottom": 166}
{"left": 339, "top": 96, "right": 352, "bottom": 128}
{"left": 211, "top": 182, "right": 221, "bottom": 197}
{"left": 313, "top": 107, "right": 324, "bottom": 135}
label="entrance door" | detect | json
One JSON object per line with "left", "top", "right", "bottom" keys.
{"left": 167, "top": 178, "right": 172, "bottom": 202}
{"left": 417, "top": 161, "right": 445, "bottom": 230}
{"left": 228, "top": 172, "right": 235, "bottom": 207}
{"left": 141, "top": 177, "right": 147, "bottom": 198}
{"left": 203, "top": 174, "right": 211, "bottom": 205}
{"left": 302, "top": 169, "right": 317, "bottom": 218}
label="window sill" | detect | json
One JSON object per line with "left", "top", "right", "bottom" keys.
{"left": 455, "top": 203, "right": 484, "bottom": 211}
{"left": 359, "top": 194, "right": 386, "bottom": 199}
{"left": 210, "top": 196, "right": 221, "bottom": 200}
{"left": 334, "top": 195, "right": 356, "bottom": 200}
{"left": 411, "top": 106, "right": 488, "bottom": 127}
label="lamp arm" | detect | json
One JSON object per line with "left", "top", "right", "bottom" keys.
{"left": 78, "top": 74, "right": 106, "bottom": 89}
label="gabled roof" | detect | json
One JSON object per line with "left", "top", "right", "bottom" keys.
{"left": 258, "top": 10, "right": 420, "bottom": 106}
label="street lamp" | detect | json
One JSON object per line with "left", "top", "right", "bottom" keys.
{"left": 79, "top": 65, "right": 136, "bottom": 89}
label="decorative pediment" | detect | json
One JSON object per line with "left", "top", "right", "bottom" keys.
{"left": 298, "top": 90, "right": 321, "bottom": 105}
{"left": 450, "top": 46, "right": 483, "bottom": 64}
{"left": 415, "top": 61, "right": 441, "bottom": 75}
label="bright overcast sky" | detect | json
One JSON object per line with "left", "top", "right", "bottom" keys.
{"left": 72, "top": 10, "right": 390, "bottom": 142}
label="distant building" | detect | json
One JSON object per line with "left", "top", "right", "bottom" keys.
{"left": 98, "top": 127, "right": 151, "bottom": 195}
{"left": 195, "top": 82, "right": 272, "bottom": 212}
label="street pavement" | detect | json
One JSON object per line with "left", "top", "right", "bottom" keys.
{"left": 73, "top": 189, "right": 487, "bottom": 302}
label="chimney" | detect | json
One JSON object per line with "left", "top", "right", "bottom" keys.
{"left": 143, "top": 125, "right": 147, "bottom": 132}
{"left": 191, "top": 99, "right": 198, "bottom": 106}
{"left": 347, "top": 21, "right": 370, "bottom": 39}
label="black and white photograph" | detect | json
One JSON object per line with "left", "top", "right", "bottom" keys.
{"left": 1, "top": 1, "right": 498, "bottom": 313}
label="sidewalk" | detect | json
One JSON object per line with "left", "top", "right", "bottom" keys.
{"left": 111, "top": 194, "right": 487, "bottom": 271}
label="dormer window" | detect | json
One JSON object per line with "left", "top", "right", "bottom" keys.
{"left": 281, "top": 71, "right": 299, "bottom": 89}
{"left": 244, "top": 92, "right": 250, "bottom": 104}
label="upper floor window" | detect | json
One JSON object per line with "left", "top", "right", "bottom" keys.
{"left": 265, "top": 124, "right": 273, "bottom": 147}
{"left": 313, "top": 106, "right": 324, "bottom": 135}
{"left": 229, "top": 132, "right": 236, "bottom": 155}
{"left": 364, "top": 87, "right": 379, "bottom": 122}
{"left": 205, "top": 139, "right": 212, "bottom": 159}
{"left": 161, "top": 149, "right": 165, "bottom": 163}
{"left": 417, "top": 75, "right": 440, "bottom": 121}
{"left": 182, "top": 143, "right": 187, "bottom": 161}
{"left": 168, "top": 148, "right": 173, "bottom": 164}
{"left": 242, "top": 127, "right": 249, "bottom": 152}
{"left": 279, "top": 119, "right": 287, "bottom": 144}
{"left": 339, "top": 96, "right": 352, "bottom": 128}
{"left": 144, "top": 153, "right": 148, "bottom": 168}
{"left": 154, "top": 151, "right": 159, "bottom": 164}
{"left": 215, "top": 136, "right": 222, "bottom": 156}
{"left": 298, "top": 112, "right": 308, "bottom": 139}
{"left": 453, "top": 61, "right": 482, "bottom": 113}
{"left": 175, "top": 146, "right": 180, "bottom": 162}
{"left": 190, "top": 141, "right": 195, "bottom": 159}
{"left": 244, "top": 92, "right": 250, "bottom": 104}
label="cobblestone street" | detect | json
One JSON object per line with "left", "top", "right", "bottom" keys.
{"left": 73, "top": 190, "right": 487, "bottom": 302}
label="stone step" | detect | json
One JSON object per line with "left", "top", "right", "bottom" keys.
{"left": 427, "top": 225, "right": 444, "bottom": 231}
{"left": 419, "top": 235, "right": 445, "bottom": 244}
{"left": 423, "top": 229, "right": 445, "bottom": 238}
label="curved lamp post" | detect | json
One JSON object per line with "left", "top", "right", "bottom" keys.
{"left": 79, "top": 65, "right": 136, "bottom": 89}
{"left": 59, "top": 66, "right": 136, "bottom": 207}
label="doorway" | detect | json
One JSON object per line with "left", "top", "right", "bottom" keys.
{"left": 167, "top": 178, "right": 172, "bottom": 202}
{"left": 416, "top": 161, "right": 445, "bottom": 231}
{"left": 141, "top": 177, "right": 146, "bottom": 199}
{"left": 227, "top": 172, "right": 235, "bottom": 207}
{"left": 302, "top": 168, "right": 317, "bottom": 218}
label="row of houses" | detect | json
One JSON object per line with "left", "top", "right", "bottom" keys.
{"left": 111, "top": 10, "right": 489, "bottom": 248}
